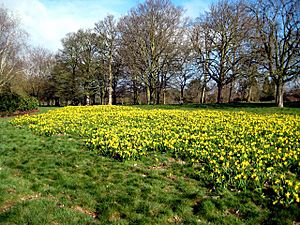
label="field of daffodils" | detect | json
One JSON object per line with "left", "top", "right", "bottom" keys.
{"left": 12, "top": 106, "right": 300, "bottom": 206}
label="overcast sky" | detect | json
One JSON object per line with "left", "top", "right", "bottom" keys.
{"left": 0, "top": 0, "right": 213, "bottom": 52}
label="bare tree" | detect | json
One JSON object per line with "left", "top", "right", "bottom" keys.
{"left": 118, "top": 14, "right": 147, "bottom": 104}
{"left": 95, "top": 15, "right": 118, "bottom": 105}
{"left": 118, "top": 0, "right": 185, "bottom": 104}
{"left": 76, "top": 29, "right": 98, "bottom": 105}
{"left": 198, "top": 0, "right": 254, "bottom": 103}
{"left": 171, "top": 38, "right": 195, "bottom": 103}
{"left": 24, "top": 46, "right": 55, "bottom": 103}
{"left": 55, "top": 32, "right": 82, "bottom": 105}
{"left": 190, "top": 18, "right": 212, "bottom": 103}
{"left": 252, "top": 0, "right": 300, "bottom": 107}
{"left": 0, "top": 7, "right": 27, "bottom": 93}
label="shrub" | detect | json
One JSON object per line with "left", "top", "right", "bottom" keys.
{"left": 0, "top": 93, "right": 38, "bottom": 116}
{"left": 18, "top": 97, "right": 39, "bottom": 111}
{"left": 0, "top": 93, "right": 20, "bottom": 113}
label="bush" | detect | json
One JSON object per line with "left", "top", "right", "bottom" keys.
{"left": 0, "top": 93, "right": 19, "bottom": 113}
{"left": 18, "top": 97, "right": 39, "bottom": 111}
{"left": 0, "top": 93, "right": 38, "bottom": 116}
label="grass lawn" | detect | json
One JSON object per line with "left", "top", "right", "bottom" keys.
{"left": 0, "top": 105, "right": 299, "bottom": 224}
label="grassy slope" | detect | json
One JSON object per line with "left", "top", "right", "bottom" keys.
{"left": 0, "top": 105, "right": 299, "bottom": 224}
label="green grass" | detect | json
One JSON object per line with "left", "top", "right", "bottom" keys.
{"left": 135, "top": 102, "right": 300, "bottom": 114}
{"left": 0, "top": 105, "right": 299, "bottom": 224}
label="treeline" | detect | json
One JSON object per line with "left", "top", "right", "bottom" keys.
{"left": 0, "top": 0, "right": 299, "bottom": 107}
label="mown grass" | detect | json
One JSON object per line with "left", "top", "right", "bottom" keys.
{"left": 0, "top": 105, "right": 299, "bottom": 224}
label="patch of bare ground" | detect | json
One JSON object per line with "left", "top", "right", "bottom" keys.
{"left": 167, "top": 157, "right": 186, "bottom": 165}
{"left": 148, "top": 163, "right": 166, "bottom": 170}
{"left": 108, "top": 211, "right": 121, "bottom": 222}
{"left": 72, "top": 206, "right": 97, "bottom": 219}
{"left": 226, "top": 208, "right": 241, "bottom": 218}
{"left": 148, "top": 157, "right": 186, "bottom": 171}
{"left": 168, "top": 215, "right": 182, "bottom": 223}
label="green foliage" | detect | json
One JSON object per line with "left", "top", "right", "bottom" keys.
{"left": 18, "top": 96, "right": 39, "bottom": 111}
{"left": 0, "top": 93, "right": 20, "bottom": 113}
{"left": 0, "top": 93, "right": 38, "bottom": 116}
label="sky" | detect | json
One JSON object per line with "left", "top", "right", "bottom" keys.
{"left": 0, "top": 0, "right": 213, "bottom": 52}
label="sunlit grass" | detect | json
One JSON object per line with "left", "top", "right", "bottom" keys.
{"left": 1, "top": 105, "right": 299, "bottom": 224}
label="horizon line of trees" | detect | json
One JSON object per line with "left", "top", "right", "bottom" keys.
{"left": 1, "top": 0, "right": 299, "bottom": 108}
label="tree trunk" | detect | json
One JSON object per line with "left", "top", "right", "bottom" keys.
{"left": 155, "top": 72, "right": 161, "bottom": 105}
{"left": 217, "top": 83, "right": 223, "bottom": 103}
{"left": 112, "top": 80, "right": 117, "bottom": 105}
{"left": 86, "top": 95, "right": 90, "bottom": 106}
{"left": 276, "top": 79, "right": 284, "bottom": 107}
{"left": 201, "top": 64, "right": 208, "bottom": 104}
{"left": 156, "top": 89, "right": 160, "bottom": 105}
{"left": 133, "top": 88, "right": 138, "bottom": 105}
{"left": 180, "top": 86, "right": 184, "bottom": 104}
{"left": 150, "top": 87, "right": 154, "bottom": 105}
{"left": 275, "top": 85, "right": 278, "bottom": 104}
{"left": 228, "top": 82, "right": 234, "bottom": 103}
{"left": 55, "top": 98, "right": 60, "bottom": 107}
{"left": 162, "top": 74, "right": 167, "bottom": 105}
{"left": 247, "top": 85, "right": 252, "bottom": 102}
{"left": 200, "top": 84, "right": 206, "bottom": 104}
{"left": 92, "top": 95, "right": 96, "bottom": 105}
{"left": 163, "top": 89, "right": 166, "bottom": 105}
{"left": 133, "top": 75, "right": 138, "bottom": 105}
{"left": 108, "top": 53, "right": 113, "bottom": 105}
{"left": 146, "top": 85, "right": 151, "bottom": 105}
{"left": 100, "top": 87, "right": 104, "bottom": 105}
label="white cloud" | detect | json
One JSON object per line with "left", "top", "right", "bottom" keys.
{"left": 0, "top": 0, "right": 212, "bottom": 52}
{"left": 0, "top": 0, "right": 123, "bottom": 52}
